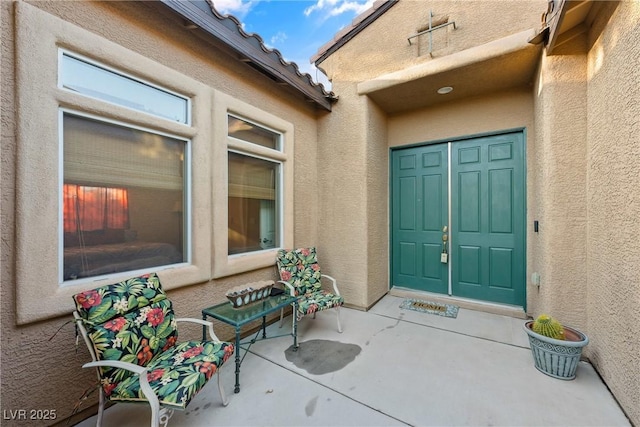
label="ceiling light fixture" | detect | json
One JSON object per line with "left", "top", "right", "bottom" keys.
{"left": 437, "top": 86, "right": 453, "bottom": 94}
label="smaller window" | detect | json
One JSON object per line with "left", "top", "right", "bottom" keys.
{"left": 60, "top": 51, "right": 190, "bottom": 124}
{"left": 227, "top": 114, "right": 283, "bottom": 256}
{"left": 228, "top": 115, "right": 280, "bottom": 150}
{"left": 228, "top": 152, "right": 280, "bottom": 255}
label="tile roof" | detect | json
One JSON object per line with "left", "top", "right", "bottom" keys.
{"left": 160, "top": 0, "right": 337, "bottom": 111}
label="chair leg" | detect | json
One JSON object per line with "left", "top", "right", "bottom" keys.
{"left": 96, "top": 387, "right": 105, "bottom": 427}
{"left": 217, "top": 370, "right": 229, "bottom": 407}
{"left": 336, "top": 306, "right": 343, "bottom": 333}
{"left": 279, "top": 308, "right": 284, "bottom": 328}
{"left": 149, "top": 404, "right": 160, "bottom": 427}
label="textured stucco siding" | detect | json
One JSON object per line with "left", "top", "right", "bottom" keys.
{"left": 365, "top": 97, "right": 390, "bottom": 307}
{"left": 529, "top": 2, "right": 639, "bottom": 424}
{"left": 585, "top": 1, "right": 640, "bottom": 423}
{"left": 317, "top": 82, "right": 371, "bottom": 307}
{"left": 388, "top": 89, "right": 533, "bottom": 147}
{"left": 319, "top": 0, "right": 546, "bottom": 81}
{"left": 1, "top": 0, "right": 319, "bottom": 424}
{"left": 530, "top": 51, "right": 589, "bottom": 330}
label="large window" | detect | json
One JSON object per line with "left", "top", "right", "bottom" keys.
{"left": 59, "top": 52, "right": 191, "bottom": 283}
{"left": 15, "top": 5, "right": 212, "bottom": 323}
{"left": 227, "top": 115, "right": 282, "bottom": 255}
{"left": 62, "top": 113, "right": 188, "bottom": 282}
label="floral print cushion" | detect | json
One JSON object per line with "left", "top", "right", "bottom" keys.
{"left": 108, "top": 340, "right": 234, "bottom": 410}
{"left": 277, "top": 248, "right": 344, "bottom": 320}
{"left": 276, "top": 248, "right": 322, "bottom": 296}
{"left": 297, "top": 290, "right": 344, "bottom": 321}
{"left": 73, "top": 274, "right": 178, "bottom": 388}
{"left": 73, "top": 273, "right": 167, "bottom": 325}
{"left": 87, "top": 298, "right": 179, "bottom": 386}
{"left": 73, "top": 273, "right": 235, "bottom": 409}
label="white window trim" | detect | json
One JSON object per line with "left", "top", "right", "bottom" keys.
{"left": 212, "top": 91, "right": 294, "bottom": 278}
{"left": 228, "top": 113, "right": 282, "bottom": 151}
{"left": 58, "top": 49, "right": 192, "bottom": 125}
{"left": 14, "top": 2, "right": 212, "bottom": 324}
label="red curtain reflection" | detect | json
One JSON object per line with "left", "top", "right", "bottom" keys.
{"left": 64, "top": 184, "right": 129, "bottom": 232}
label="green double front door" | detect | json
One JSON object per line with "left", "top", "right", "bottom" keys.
{"left": 391, "top": 132, "right": 526, "bottom": 307}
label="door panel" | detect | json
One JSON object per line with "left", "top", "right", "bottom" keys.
{"left": 391, "top": 132, "right": 525, "bottom": 307}
{"left": 451, "top": 133, "right": 525, "bottom": 306}
{"left": 392, "top": 144, "right": 448, "bottom": 294}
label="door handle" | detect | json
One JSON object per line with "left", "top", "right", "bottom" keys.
{"left": 441, "top": 225, "right": 449, "bottom": 263}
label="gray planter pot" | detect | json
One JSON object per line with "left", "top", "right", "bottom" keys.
{"left": 524, "top": 321, "right": 589, "bottom": 380}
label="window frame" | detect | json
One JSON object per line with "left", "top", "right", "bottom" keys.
{"left": 212, "top": 91, "right": 294, "bottom": 278}
{"left": 58, "top": 49, "right": 192, "bottom": 125}
{"left": 227, "top": 113, "right": 284, "bottom": 256}
{"left": 58, "top": 108, "right": 192, "bottom": 286}
{"left": 227, "top": 113, "right": 282, "bottom": 151}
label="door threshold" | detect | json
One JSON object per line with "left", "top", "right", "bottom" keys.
{"left": 389, "top": 287, "right": 528, "bottom": 319}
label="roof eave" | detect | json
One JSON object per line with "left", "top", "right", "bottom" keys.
{"left": 159, "top": 0, "right": 336, "bottom": 111}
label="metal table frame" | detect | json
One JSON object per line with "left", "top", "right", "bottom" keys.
{"left": 201, "top": 294, "right": 298, "bottom": 393}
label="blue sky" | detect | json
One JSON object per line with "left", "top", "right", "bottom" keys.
{"left": 211, "top": 0, "right": 375, "bottom": 88}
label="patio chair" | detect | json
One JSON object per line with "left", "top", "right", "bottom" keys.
{"left": 276, "top": 247, "right": 344, "bottom": 333}
{"left": 72, "top": 273, "right": 234, "bottom": 427}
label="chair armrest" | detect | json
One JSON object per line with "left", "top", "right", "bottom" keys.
{"left": 82, "top": 361, "right": 160, "bottom": 413}
{"left": 321, "top": 274, "right": 341, "bottom": 296}
{"left": 277, "top": 280, "right": 296, "bottom": 296}
{"left": 176, "top": 318, "right": 221, "bottom": 342}
{"left": 83, "top": 360, "right": 147, "bottom": 374}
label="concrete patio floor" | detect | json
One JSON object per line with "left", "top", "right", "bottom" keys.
{"left": 75, "top": 294, "right": 630, "bottom": 427}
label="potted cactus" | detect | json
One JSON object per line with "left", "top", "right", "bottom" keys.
{"left": 524, "top": 314, "right": 589, "bottom": 380}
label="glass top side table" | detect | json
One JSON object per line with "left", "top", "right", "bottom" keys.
{"left": 202, "top": 293, "right": 299, "bottom": 393}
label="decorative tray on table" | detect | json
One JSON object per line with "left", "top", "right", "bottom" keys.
{"left": 225, "top": 280, "right": 274, "bottom": 308}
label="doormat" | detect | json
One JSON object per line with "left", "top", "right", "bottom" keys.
{"left": 399, "top": 299, "right": 459, "bottom": 318}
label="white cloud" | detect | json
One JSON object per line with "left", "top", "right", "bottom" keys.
{"left": 211, "top": 0, "right": 255, "bottom": 18}
{"left": 270, "top": 31, "right": 288, "bottom": 46}
{"left": 304, "top": 0, "right": 374, "bottom": 18}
